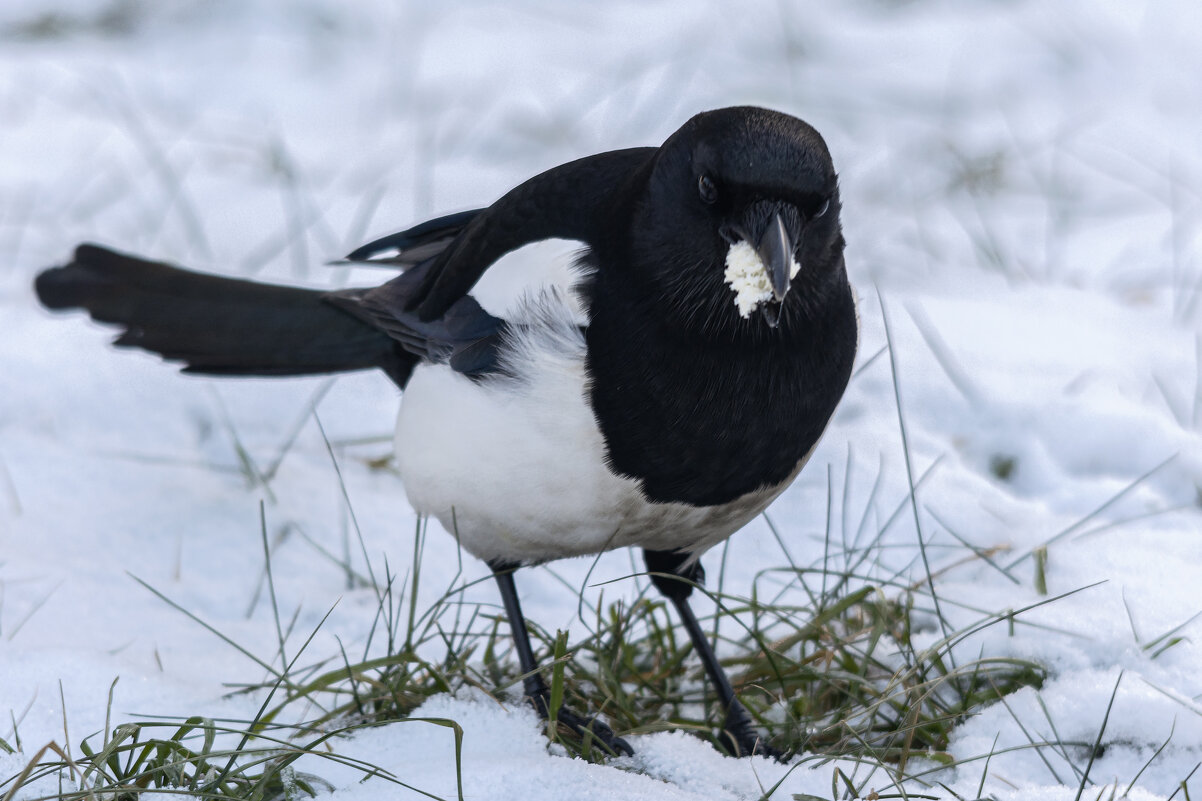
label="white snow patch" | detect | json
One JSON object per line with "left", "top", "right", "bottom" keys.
{"left": 722, "top": 240, "right": 800, "bottom": 318}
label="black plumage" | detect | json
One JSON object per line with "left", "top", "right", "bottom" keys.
{"left": 35, "top": 244, "right": 418, "bottom": 386}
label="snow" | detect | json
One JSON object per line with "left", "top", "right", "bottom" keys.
{"left": 723, "top": 240, "right": 799, "bottom": 318}
{"left": 2, "top": 1, "right": 1201, "bottom": 799}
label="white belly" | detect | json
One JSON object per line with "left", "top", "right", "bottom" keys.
{"left": 393, "top": 292, "right": 792, "bottom": 565}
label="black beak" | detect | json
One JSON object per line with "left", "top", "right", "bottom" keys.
{"left": 754, "top": 212, "right": 796, "bottom": 303}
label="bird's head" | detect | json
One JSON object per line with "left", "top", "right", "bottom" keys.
{"left": 631, "top": 106, "right": 845, "bottom": 337}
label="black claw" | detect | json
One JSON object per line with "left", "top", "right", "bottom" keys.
{"left": 717, "top": 725, "right": 785, "bottom": 761}
{"left": 550, "top": 703, "right": 634, "bottom": 757}
{"left": 719, "top": 701, "right": 786, "bottom": 762}
{"left": 526, "top": 690, "right": 633, "bottom": 757}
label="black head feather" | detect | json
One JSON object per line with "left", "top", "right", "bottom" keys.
{"left": 613, "top": 106, "right": 845, "bottom": 342}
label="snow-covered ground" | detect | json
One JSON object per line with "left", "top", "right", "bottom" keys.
{"left": 1, "top": 1, "right": 1200, "bottom": 799}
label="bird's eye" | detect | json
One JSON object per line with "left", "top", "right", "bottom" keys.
{"left": 814, "top": 198, "right": 830, "bottom": 218}
{"left": 698, "top": 174, "right": 718, "bottom": 204}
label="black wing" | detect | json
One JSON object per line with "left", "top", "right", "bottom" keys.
{"left": 344, "top": 209, "right": 484, "bottom": 267}
{"left": 329, "top": 147, "right": 656, "bottom": 372}
{"left": 404, "top": 147, "right": 655, "bottom": 321}
{"left": 326, "top": 260, "right": 508, "bottom": 380}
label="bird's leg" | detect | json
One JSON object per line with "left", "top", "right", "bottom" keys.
{"left": 490, "top": 563, "right": 633, "bottom": 756}
{"left": 643, "top": 549, "right": 783, "bottom": 760}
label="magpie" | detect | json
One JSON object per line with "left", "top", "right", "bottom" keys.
{"left": 35, "top": 106, "right": 858, "bottom": 759}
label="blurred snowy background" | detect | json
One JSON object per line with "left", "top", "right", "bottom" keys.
{"left": 1, "top": 1, "right": 1200, "bottom": 799}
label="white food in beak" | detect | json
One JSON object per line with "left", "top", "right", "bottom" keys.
{"left": 723, "top": 240, "right": 800, "bottom": 318}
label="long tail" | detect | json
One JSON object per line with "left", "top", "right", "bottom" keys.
{"left": 35, "top": 244, "right": 415, "bottom": 386}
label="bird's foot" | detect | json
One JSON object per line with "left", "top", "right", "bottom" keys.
{"left": 527, "top": 691, "right": 633, "bottom": 757}
{"left": 719, "top": 700, "right": 786, "bottom": 762}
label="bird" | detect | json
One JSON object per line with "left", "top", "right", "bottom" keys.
{"left": 34, "top": 105, "right": 858, "bottom": 760}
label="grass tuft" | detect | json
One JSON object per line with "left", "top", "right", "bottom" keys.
{"left": 2, "top": 482, "right": 1055, "bottom": 798}
{"left": 224, "top": 549, "right": 1046, "bottom": 769}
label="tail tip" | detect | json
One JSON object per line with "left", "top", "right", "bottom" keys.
{"left": 34, "top": 263, "right": 73, "bottom": 309}
{"left": 34, "top": 243, "right": 115, "bottom": 310}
